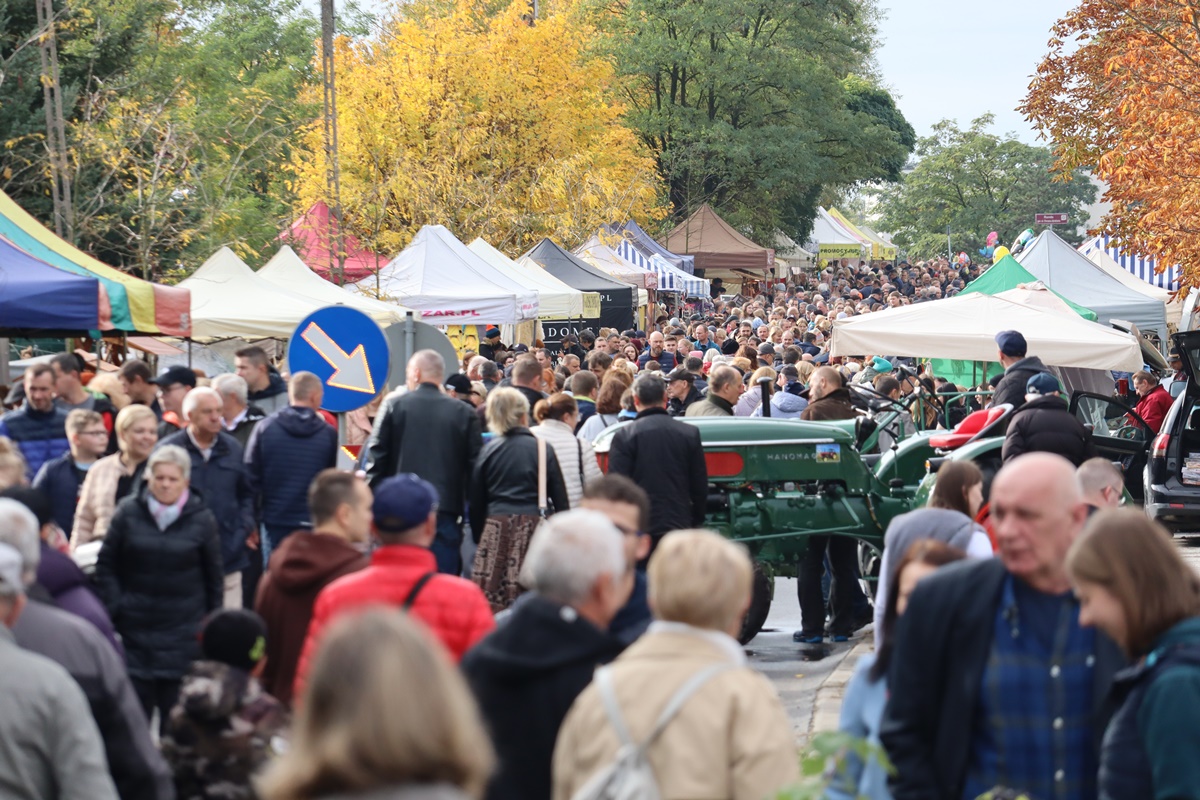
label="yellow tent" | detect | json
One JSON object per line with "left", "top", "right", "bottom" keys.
{"left": 828, "top": 208, "right": 897, "bottom": 260}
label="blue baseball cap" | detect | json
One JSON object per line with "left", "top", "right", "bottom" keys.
{"left": 1025, "top": 372, "right": 1062, "bottom": 397}
{"left": 373, "top": 474, "right": 438, "bottom": 533}
{"left": 995, "top": 330, "right": 1028, "bottom": 358}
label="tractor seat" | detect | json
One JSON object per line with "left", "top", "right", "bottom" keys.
{"left": 929, "top": 405, "right": 1010, "bottom": 450}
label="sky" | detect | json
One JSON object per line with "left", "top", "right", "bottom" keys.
{"left": 873, "top": 0, "right": 1078, "bottom": 143}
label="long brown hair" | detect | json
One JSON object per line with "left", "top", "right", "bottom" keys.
{"left": 1067, "top": 509, "right": 1200, "bottom": 657}
{"left": 595, "top": 374, "right": 630, "bottom": 415}
{"left": 871, "top": 539, "right": 966, "bottom": 682}
{"left": 928, "top": 461, "right": 984, "bottom": 518}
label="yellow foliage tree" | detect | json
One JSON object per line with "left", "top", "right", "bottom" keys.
{"left": 289, "top": 0, "right": 667, "bottom": 264}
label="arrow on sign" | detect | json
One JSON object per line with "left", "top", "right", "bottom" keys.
{"left": 301, "top": 322, "right": 376, "bottom": 394}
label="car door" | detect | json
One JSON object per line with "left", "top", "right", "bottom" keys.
{"left": 1069, "top": 391, "right": 1152, "bottom": 503}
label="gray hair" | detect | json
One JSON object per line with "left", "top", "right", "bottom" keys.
{"left": 182, "top": 386, "right": 222, "bottom": 421}
{"left": 211, "top": 373, "right": 248, "bottom": 405}
{"left": 148, "top": 444, "right": 192, "bottom": 482}
{"left": 524, "top": 510, "right": 625, "bottom": 604}
{"left": 0, "top": 498, "right": 40, "bottom": 588}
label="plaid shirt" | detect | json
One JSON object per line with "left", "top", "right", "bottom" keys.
{"left": 962, "top": 575, "right": 1098, "bottom": 800}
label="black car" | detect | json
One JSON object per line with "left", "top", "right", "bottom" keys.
{"left": 1145, "top": 331, "right": 1200, "bottom": 532}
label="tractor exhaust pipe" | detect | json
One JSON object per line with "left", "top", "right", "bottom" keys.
{"left": 758, "top": 377, "right": 773, "bottom": 417}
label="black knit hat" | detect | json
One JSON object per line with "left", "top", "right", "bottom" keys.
{"left": 201, "top": 609, "right": 267, "bottom": 672}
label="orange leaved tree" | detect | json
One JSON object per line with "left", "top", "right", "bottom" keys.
{"left": 1022, "top": 0, "right": 1200, "bottom": 290}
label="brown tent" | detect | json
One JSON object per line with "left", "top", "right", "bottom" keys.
{"left": 662, "top": 204, "right": 774, "bottom": 273}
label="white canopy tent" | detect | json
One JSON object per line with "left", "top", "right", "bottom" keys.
{"left": 1077, "top": 236, "right": 1181, "bottom": 328}
{"left": 356, "top": 225, "right": 539, "bottom": 325}
{"left": 258, "top": 246, "right": 411, "bottom": 325}
{"left": 830, "top": 291, "right": 1143, "bottom": 372}
{"left": 181, "top": 247, "right": 326, "bottom": 339}
{"left": 1015, "top": 230, "right": 1168, "bottom": 339}
{"left": 574, "top": 236, "right": 658, "bottom": 290}
{"left": 469, "top": 238, "right": 595, "bottom": 319}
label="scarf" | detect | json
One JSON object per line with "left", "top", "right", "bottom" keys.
{"left": 147, "top": 489, "right": 189, "bottom": 531}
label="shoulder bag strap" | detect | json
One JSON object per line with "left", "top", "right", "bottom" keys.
{"left": 577, "top": 438, "right": 585, "bottom": 486}
{"left": 596, "top": 666, "right": 636, "bottom": 748}
{"left": 537, "top": 435, "right": 548, "bottom": 515}
{"left": 642, "top": 664, "right": 733, "bottom": 749}
{"left": 402, "top": 572, "right": 437, "bottom": 611}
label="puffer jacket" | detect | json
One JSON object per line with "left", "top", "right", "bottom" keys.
{"left": 158, "top": 430, "right": 256, "bottom": 574}
{"left": 0, "top": 403, "right": 69, "bottom": 478}
{"left": 33, "top": 452, "right": 86, "bottom": 535}
{"left": 72, "top": 452, "right": 143, "bottom": 550}
{"left": 93, "top": 486, "right": 224, "bottom": 680}
{"left": 295, "top": 545, "right": 495, "bottom": 697}
{"left": 245, "top": 406, "right": 338, "bottom": 529}
{"left": 990, "top": 355, "right": 1050, "bottom": 410}
{"left": 1001, "top": 394, "right": 1097, "bottom": 467}
{"left": 752, "top": 389, "right": 809, "bottom": 419}
{"left": 161, "top": 660, "right": 289, "bottom": 800}
{"left": 469, "top": 428, "right": 570, "bottom": 540}
{"left": 37, "top": 542, "right": 122, "bottom": 655}
{"left": 531, "top": 420, "right": 602, "bottom": 508}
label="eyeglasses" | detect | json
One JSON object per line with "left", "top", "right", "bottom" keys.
{"left": 79, "top": 430, "right": 108, "bottom": 437}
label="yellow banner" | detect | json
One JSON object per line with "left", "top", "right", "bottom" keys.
{"left": 818, "top": 243, "right": 864, "bottom": 261}
{"left": 583, "top": 293, "right": 602, "bottom": 318}
{"left": 445, "top": 325, "right": 481, "bottom": 358}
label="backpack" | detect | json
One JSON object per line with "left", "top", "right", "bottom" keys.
{"left": 569, "top": 663, "right": 732, "bottom": 800}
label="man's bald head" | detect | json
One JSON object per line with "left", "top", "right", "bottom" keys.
{"left": 810, "top": 366, "right": 843, "bottom": 401}
{"left": 1077, "top": 457, "right": 1124, "bottom": 510}
{"left": 406, "top": 350, "right": 445, "bottom": 389}
{"left": 990, "top": 453, "right": 1087, "bottom": 594}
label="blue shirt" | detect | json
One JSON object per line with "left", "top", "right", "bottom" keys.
{"left": 963, "top": 575, "right": 1097, "bottom": 800}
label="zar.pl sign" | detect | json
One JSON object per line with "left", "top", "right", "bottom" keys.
{"left": 1035, "top": 213, "right": 1069, "bottom": 225}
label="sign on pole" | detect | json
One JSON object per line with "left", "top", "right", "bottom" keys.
{"left": 288, "top": 306, "right": 390, "bottom": 412}
{"left": 1035, "top": 213, "right": 1069, "bottom": 225}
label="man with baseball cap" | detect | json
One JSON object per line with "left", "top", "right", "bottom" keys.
{"left": 1002, "top": 372, "right": 1097, "bottom": 466}
{"left": 989, "top": 330, "right": 1051, "bottom": 410}
{"left": 295, "top": 474, "right": 495, "bottom": 695}
{"left": 150, "top": 365, "right": 197, "bottom": 439}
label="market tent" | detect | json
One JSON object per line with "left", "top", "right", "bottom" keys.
{"left": 831, "top": 292, "right": 1142, "bottom": 372}
{"left": 258, "top": 246, "right": 410, "bottom": 325}
{"left": 827, "top": 208, "right": 897, "bottom": 260}
{"left": 662, "top": 204, "right": 774, "bottom": 273}
{"left": 1015, "top": 230, "right": 1168, "bottom": 338}
{"left": 773, "top": 231, "right": 817, "bottom": 276}
{"left": 181, "top": 248, "right": 325, "bottom": 339}
{"left": 0, "top": 189, "right": 190, "bottom": 335}
{"left": 468, "top": 238, "right": 596, "bottom": 320}
{"left": 0, "top": 234, "right": 104, "bottom": 331}
{"left": 281, "top": 201, "right": 387, "bottom": 284}
{"left": 1077, "top": 235, "right": 1180, "bottom": 328}
{"left": 861, "top": 226, "right": 897, "bottom": 259}
{"left": 574, "top": 235, "right": 658, "bottom": 290}
{"left": 805, "top": 208, "right": 868, "bottom": 263}
{"left": 645, "top": 253, "right": 709, "bottom": 296}
{"left": 961, "top": 255, "right": 1097, "bottom": 319}
{"left": 523, "top": 238, "right": 635, "bottom": 332}
{"left": 360, "top": 225, "right": 538, "bottom": 326}
{"left": 607, "top": 220, "right": 694, "bottom": 273}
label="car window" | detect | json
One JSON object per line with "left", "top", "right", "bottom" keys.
{"left": 1073, "top": 394, "right": 1150, "bottom": 442}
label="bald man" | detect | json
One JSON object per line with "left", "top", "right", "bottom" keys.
{"left": 1077, "top": 457, "right": 1124, "bottom": 515}
{"left": 800, "top": 366, "right": 855, "bottom": 421}
{"left": 881, "top": 453, "right": 1124, "bottom": 800}
{"left": 364, "top": 350, "right": 483, "bottom": 574}
{"left": 246, "top": 371, "right": 339, "bottom": 564}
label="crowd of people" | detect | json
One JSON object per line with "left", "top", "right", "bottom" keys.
{"left": 0, "top": 252, "right": 1194, "bottom": 800}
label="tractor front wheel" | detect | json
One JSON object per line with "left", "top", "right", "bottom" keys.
{"left": 738, "top": 560, "right": 774, "bottom": 645}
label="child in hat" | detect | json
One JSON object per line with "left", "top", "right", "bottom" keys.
{"left": 161, "top": 609, "right": 289, "bottom": 800}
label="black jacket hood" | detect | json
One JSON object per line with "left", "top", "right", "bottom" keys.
{"left": 275, "top": 405, "right": 331, "bottom": 438}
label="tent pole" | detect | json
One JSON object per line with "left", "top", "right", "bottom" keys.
{"left": 187, "top": 338, "right": 193, "bottom": 369}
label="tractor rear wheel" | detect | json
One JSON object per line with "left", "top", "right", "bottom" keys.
{"left": 738, "top": 561, "right": 774, "bottom": 645}
{"left": 858, "top": 541, "right": 882, "bottom": 603}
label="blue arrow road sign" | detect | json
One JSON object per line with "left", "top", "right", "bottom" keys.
{"left": 287, "top": 306, "right": 390, "bottom": 413}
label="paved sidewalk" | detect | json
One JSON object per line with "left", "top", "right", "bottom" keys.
{"left": 809, "top": 636, "right": 874, "bottom": 736}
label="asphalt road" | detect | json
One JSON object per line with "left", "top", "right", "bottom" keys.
{"left": 743, "top": 577, "right": 865, "bottom": 737}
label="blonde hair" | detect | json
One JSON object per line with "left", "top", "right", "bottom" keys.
{"left": 114, "top": 405, "right": 158, "bottom": 451}
{"left": 258, "top": 610, "right": 494, "bottom": 800}
{"left": 485, "top": 387, "right": 529, "bottom": 435}
{"left": 86, "top": 373, "right": 129, "bottom": 409}
{"left": 0, "top": 437, "right": 27, "bottom": 490}
{"left": 794, "top": 361, "right": 815, "bottom": 384}
{"left": 65, "top": 409, "right": 103, "bottom": 436}
{"left": 648, "top": 529, "right": 753, "bottom": 632}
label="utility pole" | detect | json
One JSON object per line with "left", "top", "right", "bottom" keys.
{"left": 35, "top": 0, "right": 73, "bottom": 241}
{"left": 320, "top": 0, "right": 347, "bottom": 285}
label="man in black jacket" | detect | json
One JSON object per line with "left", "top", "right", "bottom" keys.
{"left": 245, "top": 372, "right": 338, "bottom": 563}
{"left": 607, "top": 374, "right": 707, "bottom": 546}
{"left": 989, "top": 330, "right": 1050, "bottom": 410}
{"left": 365, "top": 350, "right": 483, "bottom": 575}
{"left": 881, "top": 453, "right": 1124, "bottom": 800}
{"left": 1002, "top": 373, "right": 1097, "bottom": 466}
{"left": 463, "top": 510, "right": 629, "bottom": 800}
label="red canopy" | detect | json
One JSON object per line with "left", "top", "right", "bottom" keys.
{"left": 281, "top": 202, "right": 388, "bottom": 284}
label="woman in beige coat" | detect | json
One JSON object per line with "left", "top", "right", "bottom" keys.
{"left": 553, "top": 530, "right": 799, "bottom": 800}
{"left": 71, "top": 404, "right": 158, "bottom": 552}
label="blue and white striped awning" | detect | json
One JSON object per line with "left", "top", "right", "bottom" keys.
{"left": 615, "top": 239, "right": 708, "bottom": 294}
{"left": 1080, "top": 235, "right": 1180, "bottom": 291}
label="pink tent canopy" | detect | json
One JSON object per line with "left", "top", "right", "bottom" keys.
{"left": 280, "top": 202, "right": 387, "bottom": 284}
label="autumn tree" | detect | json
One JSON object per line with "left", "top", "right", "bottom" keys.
{"left": 288, "top": 0, "right": 667, "bottom": 262}
{"left": 878, "top": 116, "right": 1096, "bottom": 260}
{"left": 593, "top": 0, "right": 914, "bottom": 244}
{"left": 1022, "top": 0, "right": 1200, "bottom": 289}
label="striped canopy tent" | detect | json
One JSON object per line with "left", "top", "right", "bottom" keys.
{"left": 608, "top": 235, "right": 709, "bottom": 295}
{"left": 1078, "top": 235, "right": 1181, "bottom": 292}
{"left": 574, "top": 235, "right": 658, "bottom": 290}
{"left": 0, "top": 190, "right": 190, "bottom": 335}
{"left": 606, "top": 220, "right": 695, "bottom": 274}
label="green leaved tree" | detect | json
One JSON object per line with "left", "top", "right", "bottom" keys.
{"left": 878, "top": 115, "right": 1096, "bottom": 261}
